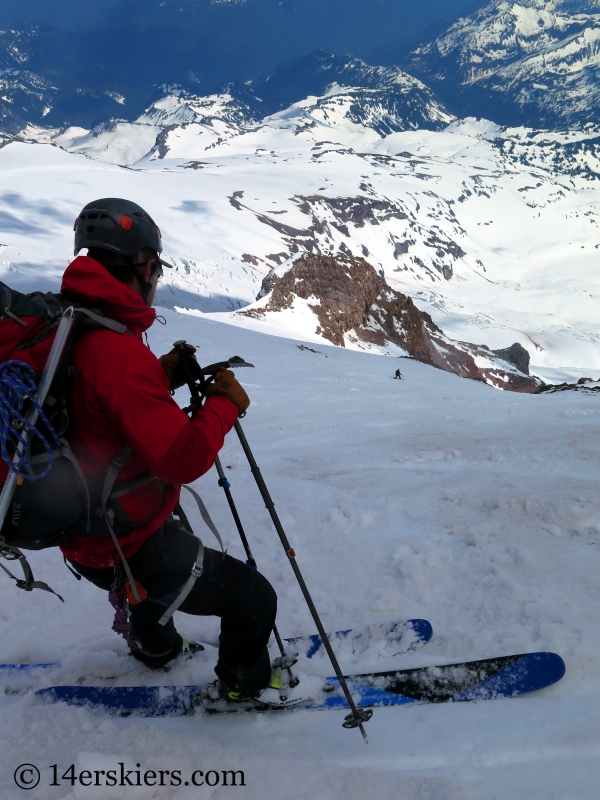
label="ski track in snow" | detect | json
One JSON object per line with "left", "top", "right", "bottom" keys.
{"left": 1, "top": 311, "right": 600, "bottom": 798}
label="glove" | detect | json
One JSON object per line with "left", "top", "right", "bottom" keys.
{"left": 158, "top": 344, "right": 197, "bottom": 393}
{"left": 205, "top": 369, "right": 250, "bottom": 416}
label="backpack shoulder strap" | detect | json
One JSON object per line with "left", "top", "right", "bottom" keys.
{"left": 74, "top": 307, "right": 127, "bottom": 335}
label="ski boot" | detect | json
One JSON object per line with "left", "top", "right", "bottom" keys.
{"left": 181, "top": 638, "right": 205, "bottom": 660}
{"left": 131, "top": 638, "right": 205, "bottom": 670}
{"left": 200, "top": 665, "right": 332, "bottom": 712}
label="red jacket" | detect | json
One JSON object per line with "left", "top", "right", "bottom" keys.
{"left": 57, "top": 256, "right": 239, "bottom": 568}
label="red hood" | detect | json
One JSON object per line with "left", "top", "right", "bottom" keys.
{"left": 61, "top": 255, "right": 156, "bottom": 335}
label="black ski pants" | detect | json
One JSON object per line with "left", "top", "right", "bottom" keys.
{"left": 70, "top": 519, "right": 277, "bottom": 695}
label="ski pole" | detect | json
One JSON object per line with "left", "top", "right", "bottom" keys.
{"left": 233, "top": 419, "right": 373, "bottom": 742}
{"left": 172, "top": 344, "right": 298, "bottom": 684}
{"left": 170, "top": 345, "right": 364, "bottom": 726}
{"left": 213, "top": 454, "right": 299, "bottom": 687}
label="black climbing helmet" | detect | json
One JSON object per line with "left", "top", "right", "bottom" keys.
{"left": 74, "top": 198, "right": 162, "bottom": 257}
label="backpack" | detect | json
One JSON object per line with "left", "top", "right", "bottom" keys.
{"left": 0, "top": 280, "right": 147, "bottom": 600}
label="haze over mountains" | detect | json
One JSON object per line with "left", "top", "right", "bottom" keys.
{"left": 3, "top": 8, "right": 600, "bottom": 799}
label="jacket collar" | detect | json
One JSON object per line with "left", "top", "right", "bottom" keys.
{"left": 61, "top": 255, "right": 156, "bottom": 336}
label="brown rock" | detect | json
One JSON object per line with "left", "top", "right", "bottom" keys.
{"left": 250, "top": 253, "right": 541, "bottom": 394}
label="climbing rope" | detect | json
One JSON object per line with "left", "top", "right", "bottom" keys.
{"left": 0, "top": 360, "right": 61, "bottom": 481}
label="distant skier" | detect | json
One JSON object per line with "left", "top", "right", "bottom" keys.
{"left": 394, "top": 368, "right": 402, "bottom": 379}
{"left": 57, "top": 198, "right": 277, "bottom": 701}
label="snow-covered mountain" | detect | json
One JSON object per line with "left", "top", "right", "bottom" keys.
{"left": 239, "top": 252, "right": 539, "bottom": 391}
{"left": 0, "top": 23, "right": 146, "bottom": 133}
{"left": 0, "top": 0, "right": 476, "bottom": 132}
{"left": 247, "top": 51, "right": 455, "bottom": 134}
{"left": 7, "top": 51, "right": 454, "bottom": 145}
{"left": 5, "top": 95, "right": 600, "bottom": 383}
{"left": 409, "top": 0, "right": 600, "bottom": 128}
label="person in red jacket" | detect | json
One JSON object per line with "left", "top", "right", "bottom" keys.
{"left": 60, "top": 198, "right": 277, "bottom": 700}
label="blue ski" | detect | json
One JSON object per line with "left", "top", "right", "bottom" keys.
{"left": 286, "top": 618, "right": 432, "bottom": 661}
{"left": 36, "top": 652, "right": 565, "bottom": 716}
{"left": 0, "top": 618, "right": 432, "bottom": 672}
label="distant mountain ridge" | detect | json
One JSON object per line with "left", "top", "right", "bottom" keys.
{"left": 407, "top": 0, "right": 600, "bottom": 128}
{"left": 0, "top": 23, "right": 147, "bottom": 132}
{"left": 11, "top": 50, "right": 455, "bottom": 148}
{"left": 0, "top": 0, "right": 472, "bottom": 134}
{"left": 6, "top": 2, "right": 600, "bottom": 134}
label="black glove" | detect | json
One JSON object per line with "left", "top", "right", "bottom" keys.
{"left": 158, "top": 344, "right": 197, "bottom": 392}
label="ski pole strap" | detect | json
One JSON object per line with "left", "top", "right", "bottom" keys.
{"left": 181, "top": 484, "right": 225, "bottom": 553}
{"left": 157, "top": 540, "right": 205, "bottom": 627}
{"left": 0, "top": 538, "right": 64, "bottom": 601}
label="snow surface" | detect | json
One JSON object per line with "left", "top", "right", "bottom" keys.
{"left": 7, "top": 105, "right": 600, "bottom": 377}
{"left": 1, "top": 309, "right": 600, "bottom": 798}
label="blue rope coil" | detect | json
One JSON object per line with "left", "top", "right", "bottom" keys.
{"left": 0, "top": 360, "right": 61, "bottom": 481}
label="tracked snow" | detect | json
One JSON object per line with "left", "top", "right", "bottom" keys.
{"left": 0, "top": 312, "right": 599, "bottom": 799}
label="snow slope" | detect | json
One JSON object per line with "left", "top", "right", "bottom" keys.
{"left": 1, "top": 310, "right": 600, "bottom": 798}
{"left": 5, "top": 102, "right": 600, "bottom": 378}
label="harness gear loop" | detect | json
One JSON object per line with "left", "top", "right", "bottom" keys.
{"left": 96, "top": 445, "right": 142, "bottom": 603}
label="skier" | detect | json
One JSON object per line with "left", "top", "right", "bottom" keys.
{"left": 394, "top": 368, "right": 402, "bottom": 379}
{"left": 58, "top": 198, "right": 277, "bottom": 700}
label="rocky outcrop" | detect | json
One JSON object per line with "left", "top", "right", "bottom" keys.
{"left": 492, "top": 343, "right": 530, "bottom": 375}
{"left": 538, "top": 378, "right": 600, "bottom": 394}
{"left": 244, "top": 252, "right": 542, "bottom": 393}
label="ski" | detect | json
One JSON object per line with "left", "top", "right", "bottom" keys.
{"left": 35, "top": 652, "right": 565, "bottom": 717}
{"left": 0, "top": 618, "right": 432, "bottom": 672}
{"left": 285, "top": 618, "right": 432, "bottom": 661}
